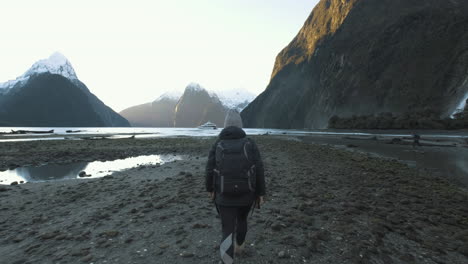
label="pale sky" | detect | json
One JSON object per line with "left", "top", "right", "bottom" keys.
{"left": 0, "top": 0, "right": 319, "bottom": 112}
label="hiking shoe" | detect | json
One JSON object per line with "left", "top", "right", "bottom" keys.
{"left": 234, "top": 241, "right": 245, "bottom": 255}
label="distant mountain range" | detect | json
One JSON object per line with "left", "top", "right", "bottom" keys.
{"left": 242, "top": 0, "right": 468, "bottom": 129}
{"left": 119, "top": 92, "right": 181, "bottom": 127}
{"left": 0, "top": 53, "right": 255, "bottom": 128}
{"left": 120, "top": 83, "right": 255, "bottom": 127}
{"left": 0, "top": 53, "right": 130, "bottom": 127}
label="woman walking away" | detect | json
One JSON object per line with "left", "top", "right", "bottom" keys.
{"left": 205, "top": 109, "right": 265, "bottom": 264}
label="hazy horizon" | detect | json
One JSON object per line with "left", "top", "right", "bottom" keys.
{"left": 0, "top": 0, "right": 319, "bottom": 112}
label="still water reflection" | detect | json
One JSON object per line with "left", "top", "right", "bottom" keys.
{"left": 0, "top": 154, "right": 182, "bottom": 185}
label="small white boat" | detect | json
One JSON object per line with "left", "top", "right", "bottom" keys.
{"left": 198, "top": 121, "right": 217, "bottom": 129}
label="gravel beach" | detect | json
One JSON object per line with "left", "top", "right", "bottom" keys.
{"left": 0, "top": 136, "right": 467, "bottom": 264}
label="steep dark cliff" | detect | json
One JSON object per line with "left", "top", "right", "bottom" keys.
{"left": 242, "top": 0, "right": 468, "bottom": 128}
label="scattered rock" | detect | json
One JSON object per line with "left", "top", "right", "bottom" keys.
{"left": 39, "top": 232, "right": 58, "bottom": 240}
{"left": 78, "top": 171, "right": 91, "bottom": 177}
{"left": 159, "top": 243, "right": 170, "bottom": 249}
{"left": 11, "top": 236, "right": 24, "bottom": 243}
{"left": 99, "top": 230, "right": 119, "bottom": 238}
{"left": 278, "top": 250, "right": 288, "bottom": 258}
{"left": 96, "top": 238, "right": 107, "bottom": 245}
{"left": 192, "top": 223, "right": 210, "bottom": 229}
{"left": 271, "top": 223, "right": 283, "bottom": 231}
{"left": 309, "top": 230, "right": 331, "bottom": 241}
{"left": 10, "top": 181, "right": 18, "bottom": 186}
{"left": 179, "top": 252, "right": 194, "bottom": 258}
{"left": 55, "top": 234, "right": 67, "bottom": 240}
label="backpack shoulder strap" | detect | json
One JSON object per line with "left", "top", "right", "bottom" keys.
{"left": 216, "top": 140, "right": 225, "bottom": 151}
{"left": 244, "top": 137, "right": 258, "bottom": 164}
{"left": 215, "top": 140, "right": 225, "bottom": 165}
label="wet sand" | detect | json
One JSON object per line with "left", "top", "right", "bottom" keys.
{"left": 0, "top": 136, "right": 468, "bottom": 264}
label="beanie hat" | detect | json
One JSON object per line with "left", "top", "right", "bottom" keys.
{"left": 224, "top": 109, "right": 243, "bottom": 128}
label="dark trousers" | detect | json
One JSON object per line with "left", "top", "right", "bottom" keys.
{"left": 218, "top": 205, "right": 251, "bottom": 262}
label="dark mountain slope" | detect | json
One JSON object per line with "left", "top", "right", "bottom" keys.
{"left": 120, "top": 97, "right": 178, "bottom": 127}
{"left": 242, "top": 0, "right": 468, "bottom": 128}
{"left": 0, "top": 74, "right": 130, "bottom": 127}
{"left": 72, "top": 79, "right": 130, "bottom": 127}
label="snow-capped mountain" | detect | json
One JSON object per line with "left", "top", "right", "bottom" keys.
{"left": 149, "top": 83, "right": 256, "bottom": 110}
{"left": 121, "top": 82, "right": 257, "bottom": 127}
{"left": 154, "top": 90, "right": 182, "bottom": 103}
{"left": 185, "top": 82, "right": 205, "bottom": 93}
{"left": 174, "top": 83, "right": 226, "bottom": 127}
{"left": 215, "top": 88, "right": 256, "bottom": 111}
{"left": 0, "top": 52, "right": 77, "bottom": 92}
{"left": 177, "top": 83, "right": 256, "bottom": 111}
{"left": 0, "top": 52, "right": 130, "bottom": 127}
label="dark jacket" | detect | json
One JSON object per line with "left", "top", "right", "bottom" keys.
{"left": 205, "top": 126, "right": 265, "bottom": 207}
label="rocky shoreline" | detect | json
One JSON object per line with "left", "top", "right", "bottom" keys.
{"left": 0, "top": 136, "right": 467, "bottom": 263}
{"left": 328, "top": 111, "right": 468, "bottom": 130}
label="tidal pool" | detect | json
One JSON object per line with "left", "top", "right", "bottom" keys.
{"left": 0, "top": 154, "right": 182, "bottom": 185}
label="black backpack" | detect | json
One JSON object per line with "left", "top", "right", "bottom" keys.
{"left": 214, "top": 138, "right": 256, "bottom": 196}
